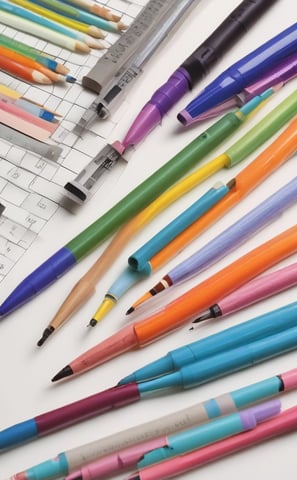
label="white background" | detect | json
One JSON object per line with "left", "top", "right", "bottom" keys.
{"left": 1, "top": 0, "right": 297, "bottom": 478}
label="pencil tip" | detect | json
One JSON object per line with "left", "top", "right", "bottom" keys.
{"left": 126, "top": 306, "right": 134, "bottom": 315}
{"left": 66, "top": 75, "right": 77, "bottom": 83}
{"left": 192, "top": 311, "right": 212, "bottom": 324}
{"left": 37, "top": 326, "right": 55, "bottom": 347}
{"left": 51, "top": 365, "right": 73, "bottom": 382}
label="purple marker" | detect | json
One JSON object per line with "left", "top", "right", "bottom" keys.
{"left": 117, "top": 0, "right": 277, "bottom": 151}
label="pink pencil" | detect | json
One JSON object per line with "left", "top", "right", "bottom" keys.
{"left": 0, "top": 99, "right": 57, "bottom": 134}
{"left": 128, "top": 405, "right": 297, "bottom": 480}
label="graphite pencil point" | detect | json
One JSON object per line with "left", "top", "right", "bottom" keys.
{"left": 125, "top": 306, "right": 134, "bottom": 315}
{"left": 51, "top": 365, "right": 73, "bottom": 382}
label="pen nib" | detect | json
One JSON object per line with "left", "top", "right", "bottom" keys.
{"left": 51, "top": 365, "right": 73, "bottom": 382}
{"left": 37, "top": 326, "right": 55, "bottom": 346}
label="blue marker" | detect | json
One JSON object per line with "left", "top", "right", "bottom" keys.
{"left": 178, "top": 22, "right": 297, "bottom": 125}
{"left": 134, "top": 325, "right": 297, "bottom": 396}
{"left": 138, "top": 400, "right": 281, "bottom": 468}
{"left": 119, "top": 301, "right": 297, "bottom": 385}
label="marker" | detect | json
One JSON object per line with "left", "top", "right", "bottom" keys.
{"left": 127, "top": 113, "right": 297, "bottom": 314}
{"left": 2, "top": 299, "right": 297, "bottom": 451}
{"left": 90, "top": 172, "right": 297, "bottom": 326}
{"left": 52, "top": 226, "right": 297, "bottom": 381}
{"left": 73, "top": 0, "right": 198, "bottom": 134}
{"left": 128, "top": 405, "right": 297, "bottom": 480}
{"left": 64, "top": 401, "right": 281, "bottom": 480}
{"left": 89, "top": 181, "right": 230, "bottom": 326}
{"left": 0, "top": 105, "right": 247, "bottom": 318}
{"left": 191, "top": 261, "right": 297, "bottom": 326}
{"left": 9, "top": 366, "right": 297, "bottom": 479}
{"left": 128, "top": 174, "right": 297, "bottom": 314}
{"left": 177, "top": 22, "right": 297, "bottom": 125}
{"left": 196, "top": 51, "right": 297, "bottom": 121}
{"left": 37, "top": 88, "right": 297, "bottom": 343}
{"left": 121, "top": 0, "right": 279, "bottom": 149}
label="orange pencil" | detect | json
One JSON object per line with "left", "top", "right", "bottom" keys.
{"left": 0, "top": 45, "right": 65, "bottom": 83}
{"left": 0, "top": 55, "right": 51, "bottom": 84}
{"left": 51, "top": 117, "right": 297, "bottom": 381}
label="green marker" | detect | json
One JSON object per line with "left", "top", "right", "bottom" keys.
{"left": 0, "top": 90, "right": 281, "bottom": 317}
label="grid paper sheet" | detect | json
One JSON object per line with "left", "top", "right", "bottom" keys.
{"left": 0, "top": 0, "right": 148, "bottom": 283}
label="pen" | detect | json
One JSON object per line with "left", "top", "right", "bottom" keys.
{"left": 5, "top": 0, "right": 105, "bottom": 46}
{"left": 89, "top": 181, "right": 230, "bottom": 326}
{"left": 74, "top": 0, "right": 198, "bottom": 133}
{"left": 64, "top": 401, "right": 281, "bottom": 480}
{"left": 59, "top": 0, "right": 122, "bottom": 22}
{"left": 0, "top": 10, "right": 90, "bottom": 53}
{"left": 0, "top": 104, "right": 246, "bottom": 318}
{"left": 8, "top": 367, "right": 297, "bottom": 480}
{"left": 9, "top": 0, "right": 105, "bottom": 43}
{"left": 196, "top": 51, "right": 297, "bottom": 121}
{"left": 0, "top": 33, "right": 70, "bottom": 74}
{"left": 127, "top": 405, "right": 297, "bottom": 480}
{"left": 128, "top": 112, "right": 297, "bottom": 314}
{"left": 91, "top": 173, "right": 297, "bottom": 327}
{"left": 192, "top": 260, "right": 297, "bottom": 326}
{"left": 120, "top": 0, "right": 279, "bottom": 149}
{"left": 43, "top": 88, "right": 297, "bottom": 341}
{"left": 3, "top": 303, "right": 297, "bottom": 451}
{"left": 178, "top": 22, "right": 297, "bottom": 125}
{"left": 26, "top": 0, "right": 127, "bottom": 32}
{"left": 2, "top": 299, "right": 297, "bottom": 451}
{"left": 52, "top": 225, "right": 297, "bottom": 381}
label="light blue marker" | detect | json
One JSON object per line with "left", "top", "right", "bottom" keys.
{"left": 119, "top": 301, "right": 297, "bottom": 384}
{"left": 138, "top": 400, "right": 281, "bottom": 468}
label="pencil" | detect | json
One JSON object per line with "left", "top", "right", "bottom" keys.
{"left": 8, "top": 0, "right": 106, "bottom": 40}
{"left": 0, "top": 33, "right": 69, "bottom": 74}
{"left": 59, "top": 0, "right": 122, "bottom": 22}
{"left": 0, "top": 55, "right": 51, "bottom": 84}
{"left": 22, "top": 0, "right": 127, "bottom": 32}
{"left": 0, "top": 10, "right": 90, "bottom": 53}
{"left": 0, "top": 45, "right": 69, "bottom": 83}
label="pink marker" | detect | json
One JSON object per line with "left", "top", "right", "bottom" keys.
{"left": 128, "top": 404, "right": 297, "bottom": 480}
{"left": 192, "top": 260, "right": 297, "bottom": 325}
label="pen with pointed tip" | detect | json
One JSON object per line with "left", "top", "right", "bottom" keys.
{"left": 191, "top": 260, "right": 297, "bottom": 327}
{"left": 52, "top": 224, "right": 297, "bottom": 381}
